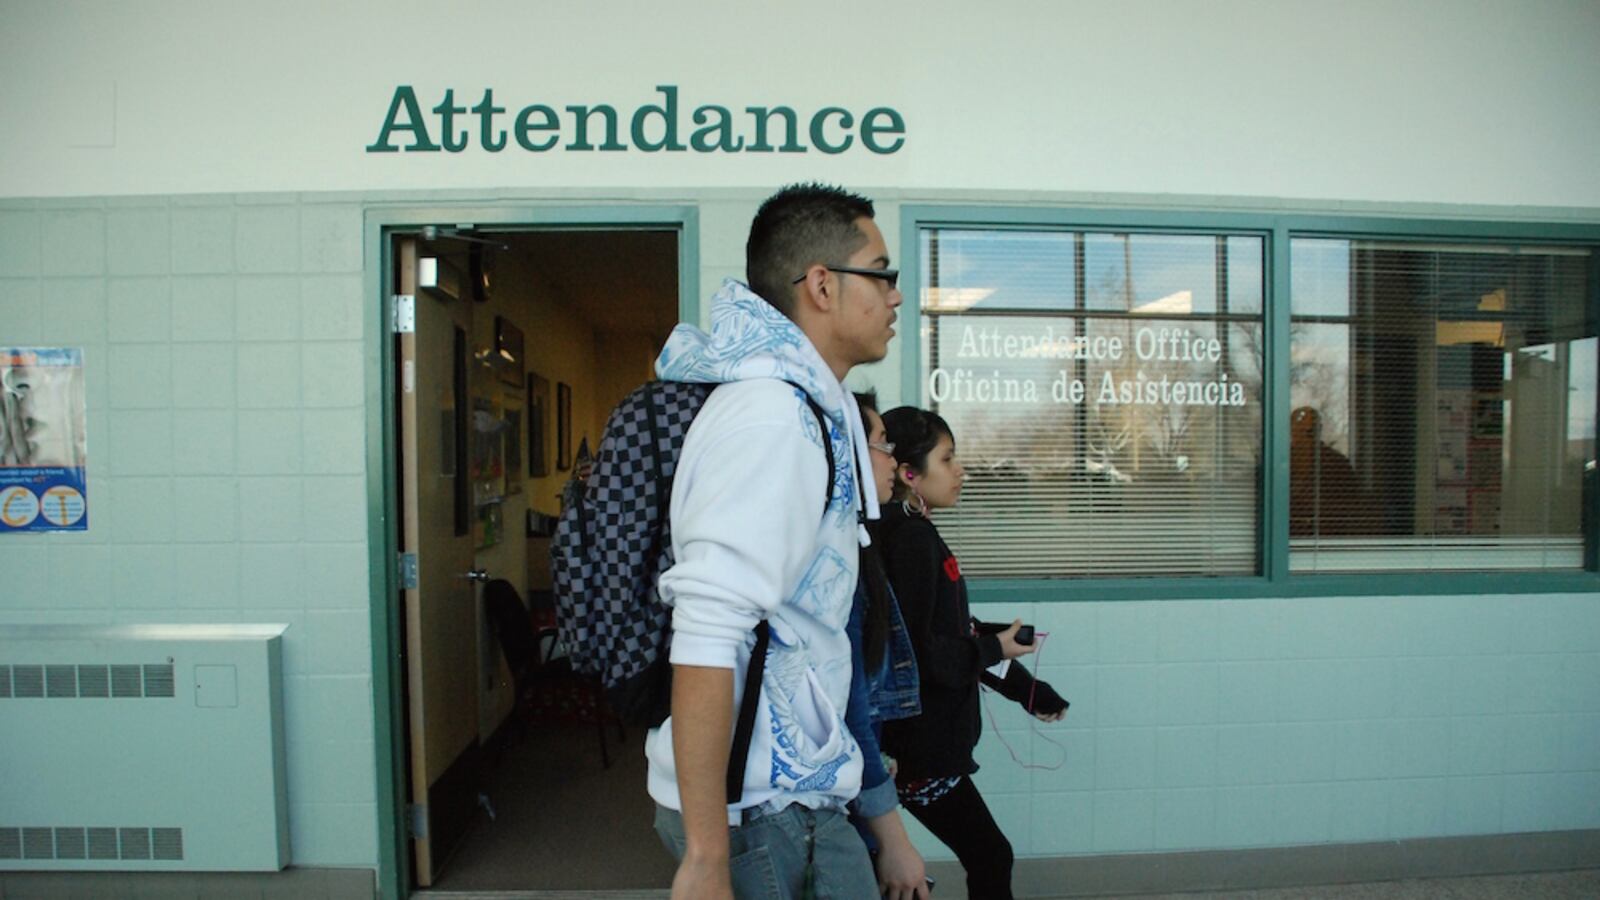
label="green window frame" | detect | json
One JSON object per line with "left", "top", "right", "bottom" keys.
{"left": 900, "top": 205, "right": 1600, "bottom": 603}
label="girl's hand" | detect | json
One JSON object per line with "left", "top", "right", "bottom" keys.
{"left": 1027, "top": 679, "right": 1069, "bottom": 721}
{"left": 997, "top": 619, "right": 1036, "bottom": 659}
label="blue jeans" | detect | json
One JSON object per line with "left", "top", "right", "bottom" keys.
{"left": 654, "top": 803, "right": 878, "bottom": 900}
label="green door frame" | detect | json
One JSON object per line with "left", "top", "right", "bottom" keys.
{"left": 361, "top": 203, "right": 699, "bottom": 900}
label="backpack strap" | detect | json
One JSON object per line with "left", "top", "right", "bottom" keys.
{"left": 725, "top": 619, "right": 769, "bottom": 804}
{"left": 723, "top": 383, "right": 835, "bottom": 804}
{"left": 786, "top": 383, "right": 835, "bottom": 509}
{"left": 642, "top": 384, "right": 669, "bottom": 567}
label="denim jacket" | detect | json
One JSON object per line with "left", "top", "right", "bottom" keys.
{"left": 845, "top": 576, "right": 921, "bottom": 819}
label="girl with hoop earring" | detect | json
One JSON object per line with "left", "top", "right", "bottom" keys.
{"left": 872, "top": 406, "right": 1068, "bottom": 900}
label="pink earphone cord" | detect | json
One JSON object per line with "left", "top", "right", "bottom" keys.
{"left": 982, "top": 631, "right": 1069, "bottom": 771}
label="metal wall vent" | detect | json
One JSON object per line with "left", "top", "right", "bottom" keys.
{"left": 0, "top": 663, "right": 175, "bottom": 699}
{"left": 112, "top": 664, "right": 142, "bottom": 697}
{"left": 13, "top": 664, "right": 43, "bottom": 697}
{"left": 77, "top": 664, "right": 110, "bottom": 697}
{"left": 152, "top": 827, "right": 183, "bottom": 860}
{"left": 53, "top": 827, "right": 86, "bottom": 859}
{"left": 142, "top": 663, "right": 175, "bottom": 697}
{"left": 0, "top": 826, "right": 183, "bottom": 861}
{"left": 46, "top": 664, "right": 76, "bottom": 697}
{"left": 88, "top": 827, "right": 118, "bottom": 860}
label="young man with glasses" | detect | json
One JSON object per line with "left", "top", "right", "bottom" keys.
{"left": 648, "top": 183, "right": 926, "bottom": 899}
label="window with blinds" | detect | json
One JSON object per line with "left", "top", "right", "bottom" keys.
{"left": 1289, "top": 238, "right": 1597, "bottom": 572}
{"left": 918, "top": 228, "right": 1264, "bottom": 578}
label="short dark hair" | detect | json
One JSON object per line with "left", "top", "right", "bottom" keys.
{"left": 747, "top": 183, "right": 875, "bottom": 317}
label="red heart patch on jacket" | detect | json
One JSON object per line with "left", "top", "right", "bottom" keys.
{"left": 943, "top": 556, "right": 962, "bottom": 582}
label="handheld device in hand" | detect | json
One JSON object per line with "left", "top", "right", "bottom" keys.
{"left": 976, "top": 621, "right": 1034, "bottom": 644}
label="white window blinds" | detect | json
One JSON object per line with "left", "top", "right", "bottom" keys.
{"left": 919, "top": 228, "right": 1264, "bottom": 578}
{"left": 1288, "top": 239, "right": 1596, "bottom": 572}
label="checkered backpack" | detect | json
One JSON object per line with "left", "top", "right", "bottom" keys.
{"left": 551, "top": 380, "right": 834, "bottom": 734}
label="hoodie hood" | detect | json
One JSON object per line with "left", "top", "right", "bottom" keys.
{"left": 656, "top": 278, "right": 883, "bottom": 530}
{"left": 656, "top": 279, "right": 845, "bottom": 419}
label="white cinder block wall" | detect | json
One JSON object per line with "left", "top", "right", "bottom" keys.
{"left": 944, "top": 595, "right": 1600, "bottom": 861}
{"left": 4, "top": 190, "right": 1599, "bottom": 872}
{"left": 0, "top": 196, "right": 379, "bottom": 866}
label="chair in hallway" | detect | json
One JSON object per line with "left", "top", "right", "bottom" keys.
{"left": 483, "top": 579, "right": 624, "bottom": 768}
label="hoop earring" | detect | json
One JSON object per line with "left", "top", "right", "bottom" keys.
{"left": 901, "top": 490, "right": 929, "bottom": 519}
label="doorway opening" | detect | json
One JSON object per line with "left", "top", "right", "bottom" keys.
{"left": 389, "top": 224, "right": 683, "bottom": 894}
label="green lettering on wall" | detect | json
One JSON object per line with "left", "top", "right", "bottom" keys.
{"left": 513, "top": 105, "right": 560, "bottom": 152}
{"left": 810, "top": 107, "right": 854, "bottom": 154}
{"left": 472, "top": 88, "right": 507, "bottom": 152}
{"left": 566, "top": 104, "right": 627, "bottom": 151}
{"left": 632, "top": 85, "right": 686, "bottom": 152}
{"left": 690, "top": 105, "right": 745, "bottom": 152}
{"left": 860, "top": 107, "right": 906, "bottom": 154}
{"left": 745, "top": 106, "right": 805, "bottom": 153}
{"left": 432, "top": 89, "right": 469, "bottom": 152}
{"left": 366, "top": 85, "right": 440, "bottom": 152}
{"left": 367, "top": 88, "right": 906, "bottom": 155}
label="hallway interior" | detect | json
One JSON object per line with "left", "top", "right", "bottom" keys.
{"left": 428, "top": 718, "right": 674, "bottom": 893}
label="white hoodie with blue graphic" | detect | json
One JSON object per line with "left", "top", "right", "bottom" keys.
{"left": 645, "top": 278, "right": 871, "bottom": 821}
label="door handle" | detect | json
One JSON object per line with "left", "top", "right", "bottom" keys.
{"left": 462, "top": 568, "right": 490, "bottom": 583}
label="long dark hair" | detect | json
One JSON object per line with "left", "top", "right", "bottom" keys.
{"left": 855, "top": 391, "right": 891, "bottom": 672}
{"left": 881, "top": 406, "right": 955, "bottom": 505}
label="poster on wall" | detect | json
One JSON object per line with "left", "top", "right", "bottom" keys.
{"left": 1, "top": 348, "right": 89, "bottom": 533}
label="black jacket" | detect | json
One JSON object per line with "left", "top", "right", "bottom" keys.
{"left": 874, "top": 504, "right": 1062, "bottom": 781}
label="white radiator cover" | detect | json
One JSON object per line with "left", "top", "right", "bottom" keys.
{"left": 0, "top": 624, "right": 290, "bottom": 871}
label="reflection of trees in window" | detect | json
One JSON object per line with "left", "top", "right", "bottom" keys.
{"left": 1288, "top": 323, "right": 1351, "bottom": 453}
{"left": 1231, "top": 322, "right": 1266, "bottom": 469}
{"left": 920, "top": 228, "right": 1265, "bottom": 578}
{"left": 1084, "top": 409, "right": 1132, "bottom": 484}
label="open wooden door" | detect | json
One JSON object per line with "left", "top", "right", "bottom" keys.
{"left": 394, "top": 236, "right": 481, "bottom": 886}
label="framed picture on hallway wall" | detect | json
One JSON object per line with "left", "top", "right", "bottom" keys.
{"left": 527, "top": 373, "right": 549, "bottom": 477}
{"left": 493, "top": 316, "right": 524, "bottom": 387}
{"left": 556, "top": 381, "right": 572, "bottom": 471}
{"left": 502, "top": 391, "right": 523, "bottom": 495}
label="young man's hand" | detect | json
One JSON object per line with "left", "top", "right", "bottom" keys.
{"left": 670, "top": 664, "right": 737, "bottom": 900}
{"left": 671, "top": 852, "right": 733, "bottom": 900}
{"left": 868, "top": 811, "right": 931, "bottom": 900}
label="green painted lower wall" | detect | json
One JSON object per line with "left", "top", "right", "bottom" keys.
{"left": 952, "top": 593, "right": 1600, "bottom": 860}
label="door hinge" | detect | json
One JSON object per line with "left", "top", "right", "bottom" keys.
{"left": 398, "top": 552, "right": 418, "bottom": 590}
{"left": 406, "top": 803, "right": 428, "bottom": 838}
{"left": 391, "top": 294, "right": 415, "bottom": 334}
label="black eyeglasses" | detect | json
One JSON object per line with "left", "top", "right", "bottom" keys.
{"left": 791, "top": 265, "right": 900, "bottom": 290}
